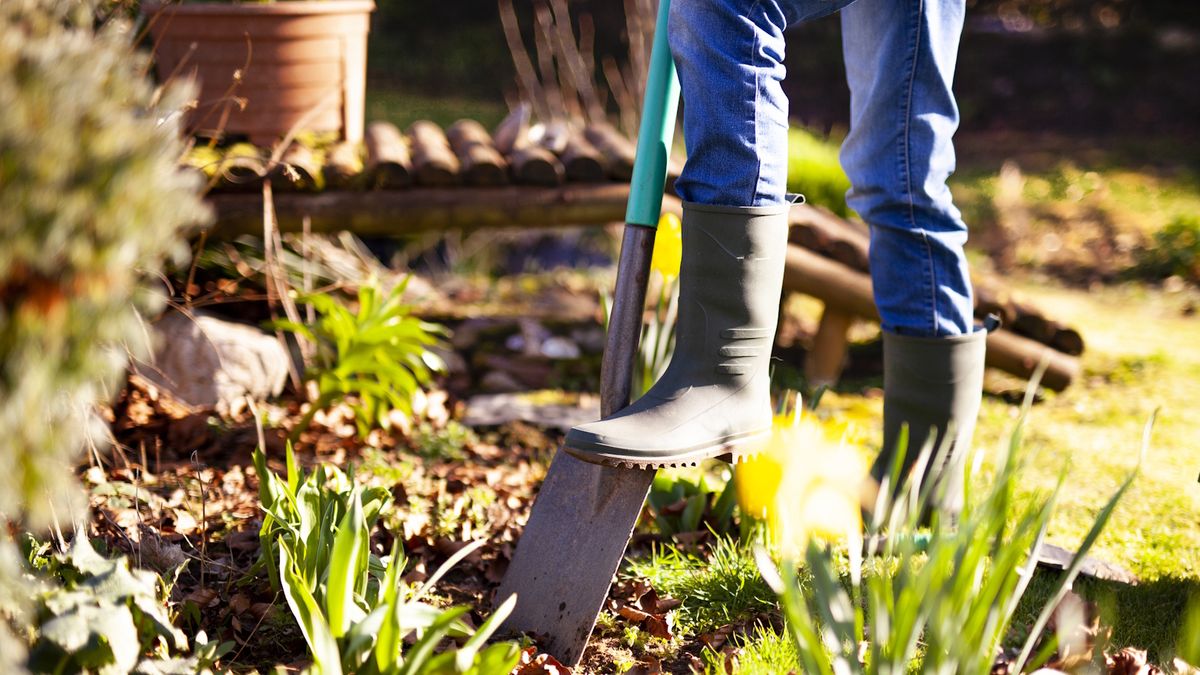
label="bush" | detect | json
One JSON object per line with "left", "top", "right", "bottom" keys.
{"left": 0, "top": 0, "right": 209, "bottom": 528}
{"left": 1136, "top": 214, "right": 1200, "bottom": 282}
{"left": 0, "top": 0, "right": 208, "bottom": 666}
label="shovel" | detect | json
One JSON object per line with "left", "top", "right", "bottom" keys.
{"left": 494, "top": 0, "right": 681, "bottom": 665}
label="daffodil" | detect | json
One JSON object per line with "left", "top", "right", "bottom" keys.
{"left": 736, "top": 408, "right": 871, "bottom": 557}
{"left": 650, "top": 212, "right": 682, "bottom": 279}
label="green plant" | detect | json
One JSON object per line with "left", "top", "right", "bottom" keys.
{"left": 253, "top": 443, "right": 392, "bottom": 596}
{"left": 757, "top": 388, "right": 1146, "bottom": 675}
{"left": 19, "top": 535, "right": 232, "bottom": 673}
{"left": 0, "top": 0, "right": 207, "bottom": 532}
{"left": 272, "top": 277, "right": 447, "bottom": 441}
{"left": 1137, "top": 214, "right": 1200, "bottom": 282}
{"left": 0, "top": 0, "right": 207, "bottom": 665}
{"left": 646, "top": 472, "right": 739, "bottom": 541}
{"left": 277, "top": 511, "right": 521, "bottom": 674}
{"left": 1181, "top": 593, "right": 1200, "bottom": 668}
{"left": 410, "top": 421, "right": 476, "bottom": 462}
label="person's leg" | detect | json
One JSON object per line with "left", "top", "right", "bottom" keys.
{"left": 839, "top": 0, "right": 985, "bottom": 518}
{"left": 566, "top": 0, "right": 849, "bottom": 467}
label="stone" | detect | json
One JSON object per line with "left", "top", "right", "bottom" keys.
{"left": 134, "top": 311, "right": 290, "bottom": 415}
{"left": 462, "top": 391, "right": 600, "bottom": 432}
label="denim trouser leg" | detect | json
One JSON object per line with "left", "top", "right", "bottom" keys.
{"left": 840, "top": 0, "right": 973, "bottom": 336}
{"left": 669, "top": 0, "right": 974, "bottom": 337}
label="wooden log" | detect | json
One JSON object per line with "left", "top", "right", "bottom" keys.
{"left": 364, "top": 121, "right": 412, "bottom": 189}
{"left": 781, "top": 244, "right": 1080, "bottom": 390}
{"left": 446, "top": 119, "right": 509, "bottom": 187}
{"left": 508, "top": 144, "right": 564, "bottom": 186}
{"left": 269, "top": 142, "right": 323, "bottom": 192}
{"left": 323, "top": 141, "right": 364, "bottom": 190}
{"left": 407, "top": 120, "right": 460, "bottom": 187}
{"left": 583, "top": 123, "right": 635, "bottom": 181}
{"left": 560, "top": 133, "right": 608, "bottom": 183}
{"left": 806, "top": 307, "right": 854, "bottom": 387}
{"left": 1051, "top": 327, "right": 1085, "bottom": 356}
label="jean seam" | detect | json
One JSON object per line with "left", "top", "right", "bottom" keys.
{"left": 902, "top": 0, "right": 938, "bottom": 336}
{"left": 749, "top": 0, "right": 766, "bottom": 206}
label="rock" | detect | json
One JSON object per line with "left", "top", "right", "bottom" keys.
{"left": 462, "top": 391, "right": 600, "bottom": 431}
{"left": 540, "top": 336, "right": 581, "bottom": 359}
{"left": 134, "top": 311, "right": 290, "bottom": 415}
{"left": 479, "top": 370, "right": 525, "bottom": 393}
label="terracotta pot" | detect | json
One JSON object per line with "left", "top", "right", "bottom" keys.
{"left": 144, "top": 1, "right": 374, "bottom": 144}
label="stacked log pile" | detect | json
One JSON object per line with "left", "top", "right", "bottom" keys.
{"left": 195, "top": 118, "right": 1084, "bottom": 390}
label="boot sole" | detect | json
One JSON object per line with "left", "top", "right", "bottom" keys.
{"left": 562, "top": 428, "right": 770, "bottom": 470}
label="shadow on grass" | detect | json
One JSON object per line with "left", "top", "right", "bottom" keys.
{"left": 1012, "top": 569, "right": 1200, "bottom": 665}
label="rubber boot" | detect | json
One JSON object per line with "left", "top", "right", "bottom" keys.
{"left": 871, "top": 330, "right": 987, "bottom": 522}
{"left": 564, "top": 202, "right": 790, "bottom": 468}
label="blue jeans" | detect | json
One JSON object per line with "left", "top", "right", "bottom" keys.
{"left": 669, "top": 0, "right": 974, "bottom": 337}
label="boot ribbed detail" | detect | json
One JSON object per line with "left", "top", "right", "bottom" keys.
{"left": 564, "top": 202, "right": 791, "bottom": 468}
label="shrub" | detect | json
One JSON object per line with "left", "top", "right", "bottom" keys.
{"left": 0, "top": 0, "right": 208, "bottom": 665}
{"left": 1136, "top": 214, "right": 1200, "bottom": 282}
{"left": 0, "top": 0, "right": 209, "bottom": 526}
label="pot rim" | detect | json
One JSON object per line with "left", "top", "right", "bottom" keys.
{"left": 142, "top": 0, "right": 375, "bottom": 17}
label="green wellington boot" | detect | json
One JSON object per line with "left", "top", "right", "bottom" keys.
{"left": 872, "top": 329, "right": 988, "bottom": 520}
{"left": 565, "top": 202, "right": 790, "bottom": 468}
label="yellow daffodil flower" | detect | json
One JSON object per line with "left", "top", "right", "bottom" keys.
{"left": 650, "top": 212, "right": 682, "bottom": 279}
{"left": 736, "top": 409, "right": 871, "bottom": 558}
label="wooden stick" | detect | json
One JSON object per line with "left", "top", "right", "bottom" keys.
{"left": 364, "top": 121, "right": 412, "bottom": 189}
{"left": 446, "top": 119, "right": 509, "bottom": 187}
{"left": 323, "top": 141, "right": 363, "bottom": 190}
{"left": 407, "top": 120, "right": 460, "bottom": 187}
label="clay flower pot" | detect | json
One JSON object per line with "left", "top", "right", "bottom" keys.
{"left": 144, "top": 0, "right": 374, "bottom": 144}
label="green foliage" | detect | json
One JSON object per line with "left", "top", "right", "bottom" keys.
{"left": 759, "top": 393, "right": 1145, "bottom": 675}
{"left": 1137, "top": 214, "right": 1200, "bottom": 281}
{"left": 272, "top": 278, "right": 447, "bottom": 441}
{"left": 255, "top": 443, "right": 520, "bottom": 674}
{"left": 647, "top": 472, "right": 739, "bottom": 540}
{"left": 410, "top": 421, "right": 476, "bottom": 462}
{"left": 20, "top": 536, "right": 232, "bottom": 673}
{"left": 253, "top": 443, "right": 392, "bottom": 597}
{"left": 0, "top": 0, "right": 208, "bottom": 528}
{"left": 1181, "top": 593, "right": 1200, "bottom": 668}
{"left": 786, "top": 128, "right": 853, "bottom": 218}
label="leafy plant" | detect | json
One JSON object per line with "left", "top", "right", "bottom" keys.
{"left": 255, "top": 443, "right": 520, "bottom": 674}
{"left": 253, "top": 443, "right": 392, "bottom": 596}
{"left": 1136, "top": 214, "right": 1200, "bottom": 282}
{"left": 276, "top": 506, "right": 520, "bottom": 674}
{"left": 272, "top": 277, "right": 447, "bottom": 441}
{"left": 755, "top": 387, "right": 1146, "bottom": 675}
{"left": 20, "top": 536, "right": 232, "bottom": 674}
{"left": 646, "top": 473, "right": 740, "bottom": 541}
{"left": 0, "top": 0, "right": 208, "bottom": 664}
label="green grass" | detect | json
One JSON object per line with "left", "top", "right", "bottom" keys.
{"left": 365, "top": 90, "right": 508, "bottom": 131}
{"left": 624, "top": 539, "right": 777, "bottom": 639}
